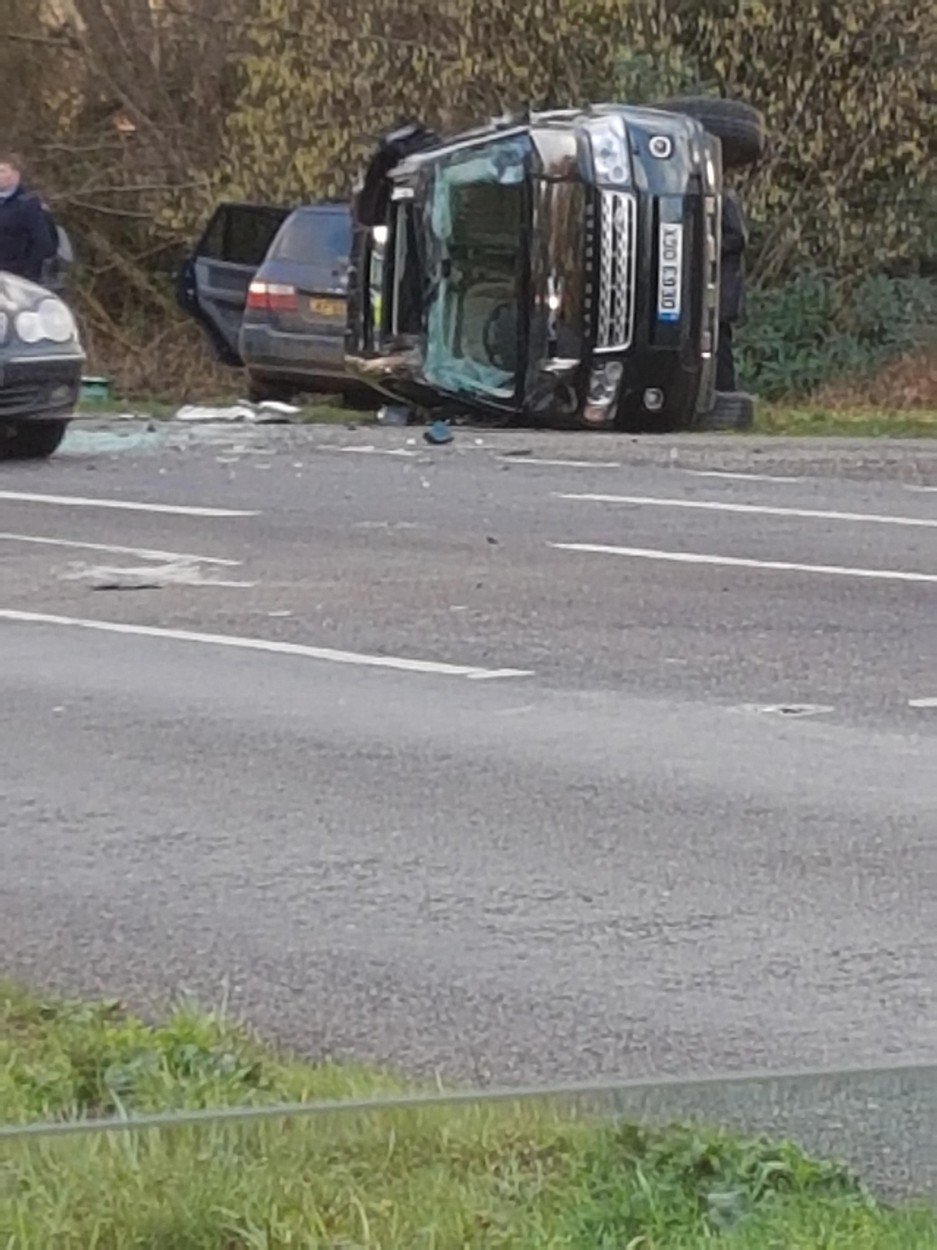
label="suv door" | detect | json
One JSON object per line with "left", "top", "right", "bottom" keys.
{"left": 178, "top": 203, "right": 291, "bottom": 365}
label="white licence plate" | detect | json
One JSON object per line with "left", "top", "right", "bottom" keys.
{"left": 657, "top": 222, "right": 683, "bottom": 323}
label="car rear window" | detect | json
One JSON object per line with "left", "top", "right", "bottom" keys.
{"left": 271, "top": 210, "right": 351, "bottom": 266}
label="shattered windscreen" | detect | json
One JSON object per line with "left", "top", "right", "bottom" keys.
{"left": 424, "top": 135, "right": 530, "bottom": 399}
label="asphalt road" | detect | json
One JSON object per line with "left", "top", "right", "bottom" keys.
{"left": 2, "top": 419, "right": 936, "bottom": 1159}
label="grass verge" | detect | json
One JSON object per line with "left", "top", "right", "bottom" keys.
{"left": 1, "top": 984, "right": 935, "bottom": 1248}
{"left": 753, "top": 405, "right": 937, "bottom": 438}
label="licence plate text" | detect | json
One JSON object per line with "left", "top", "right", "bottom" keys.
{"left": 657, "top": 222, "right": 683, "bottom": 323}
{"left": 309, "top": 297, "right": 344, "bottom": 318}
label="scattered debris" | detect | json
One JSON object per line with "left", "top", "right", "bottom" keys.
{"left": 744, "top": 703, "right": 834, "bottom": 719}
{"left": 174, "top": 399, "right": 300, "bottom": 425}
{"left": 424, "top": 420, "right": 454, "bottom": 445}
{"left": 377, "top": 404, "right": 412, "bottom": 426}
{"left": 63, "top": 560, "right": 255, "bottom": 591}
{"left": 255, "top": 400, "right": 300, "bottom": 424}
{"left": 486, "top": 535, "right": 499, "bottom": 546}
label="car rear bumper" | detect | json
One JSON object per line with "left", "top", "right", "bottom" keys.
{"left": 0, "top": 353, "right": 84, "bottom": 421}
{"left": 240, "top": 324, "right": 347, "bottom": 383}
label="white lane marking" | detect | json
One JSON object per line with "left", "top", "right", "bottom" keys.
{"left": 684, "top": 470, "right": 803, "bottom": 483}
{"left": 497, "top": 456, "right": 622, "bottom": 468}
{"left": 336, "top": 446, "right": 419, "bottom": 457}
{"left": 906, "top": 485, "right": 937, "bottom": 494}
{"left": 0, "top": 490, "right": 256, "bottom": 518}
{"left": 557, "top": 492, "right": 937, "bottom": 530}
{"left": 0, "top": 610, "right": 533, "bottom": 681}
{"left": 0, "top": 531, "right": 241, "bottom": 567}
{"left": 908, "top": 697, "right": 937, "bottom": 709}
{"left": 551, "top": 543, "right": 937, "bottom": 584}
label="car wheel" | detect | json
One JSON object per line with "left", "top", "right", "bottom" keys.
{"left": 697, "top": 391, "right": 756, "bottom": 431}
{"left": 0, "top": 419, "right": 70, "bottom": 460}
{"left": 650, "top": 97, "right": 765, "bottom": 169}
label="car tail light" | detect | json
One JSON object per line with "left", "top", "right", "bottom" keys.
{"left": 246, "top": 282, "right": 298, "bottom": 313}
{"left": 247, "top": 281, "right": 269, "bottom": 311}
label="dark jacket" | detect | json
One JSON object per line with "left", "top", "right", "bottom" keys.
{"left": 0, "top": 185, "right": 56, "bottom": 283}
{"left": 719, "top": 189, "right": 748, "bottom": 324}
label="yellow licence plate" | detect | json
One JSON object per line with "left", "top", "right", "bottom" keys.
{"left": 309, "top": 297, "right": 344, "bottom": 318}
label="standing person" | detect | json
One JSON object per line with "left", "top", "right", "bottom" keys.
{"left": 717, "top": 186, "right": 748, "bottom": 393}
{"left": 0, "top": 153, "right": 57, "bottom": 284}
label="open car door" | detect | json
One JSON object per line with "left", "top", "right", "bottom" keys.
{"left": 178, "top": 203, "right": 291, "bottom": 366}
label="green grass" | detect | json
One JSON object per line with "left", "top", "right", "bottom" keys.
{"left": 753, "top": 405, "right": 937, "bottom": 438}
{"left": 1, "top": 985, "right": 935, "bottom": 1248}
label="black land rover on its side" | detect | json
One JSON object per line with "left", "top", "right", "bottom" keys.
{"left": 346, "top": 103, "right": 742, "bottom": 430}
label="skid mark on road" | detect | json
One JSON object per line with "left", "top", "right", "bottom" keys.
{"left": 0, "top": 611, "right": 534, "bottom": 680}
{"left": 557, "top": 493, "right": 937, "bottom": 529}
{"left": 551, "top": 543, "right": 937, "bottom": 584}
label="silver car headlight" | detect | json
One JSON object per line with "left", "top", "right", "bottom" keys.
{"left": 586, "top": 116, "right": 631, "bottom": 186}
{"left": 15, "top": 298, "right": 78, "bottom": 345}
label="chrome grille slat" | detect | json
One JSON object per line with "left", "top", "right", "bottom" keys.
{"left": 596, "top": 190, "right": 636, "bottom": 352}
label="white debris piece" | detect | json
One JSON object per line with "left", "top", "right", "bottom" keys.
{"left": 173, "top": 398, "right": 300, "bottom": 424}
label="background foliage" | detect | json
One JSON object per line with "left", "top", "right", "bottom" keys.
{"left": 2, "top": 0, "right": 934, "bottom": 399}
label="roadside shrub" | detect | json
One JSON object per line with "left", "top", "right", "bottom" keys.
{"left": 738, "top": 272, "right": 937, "bottom": 400}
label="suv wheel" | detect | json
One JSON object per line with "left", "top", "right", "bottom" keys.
{"left": 698, "top": 391, "right": 756, "bottom": 430}
{"left": 650, "top": 97, "right": 765, "bottom": 169}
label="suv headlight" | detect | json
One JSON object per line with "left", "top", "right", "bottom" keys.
{"left": 582, "top": 360, "right": 624, "bottom": 426}
{"left": 15, "top": 298, "right": 78, "bottom": 345}
{"left": 586, "top": 116, "right": 631, "bottom": 186}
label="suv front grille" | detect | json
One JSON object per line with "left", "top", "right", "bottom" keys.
{"left": 596, "top": 190, "right": 637, "bottom": 351}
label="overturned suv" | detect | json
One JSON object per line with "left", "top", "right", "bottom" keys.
{"left": 0, "top": 273, "right": 84, "bottom": 459}
{"left": 347, "top": 98, "right": 762, "bottom": 430}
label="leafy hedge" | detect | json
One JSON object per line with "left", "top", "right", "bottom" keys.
{"left": 738, "top": 274, "right": 937, "bottom": 400}
{"left": 3, "top": 0, "right": 934, "bottom": 398}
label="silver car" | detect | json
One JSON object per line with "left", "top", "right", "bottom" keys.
{"left": 0, "top": 273, "right": 84, "bottom": 459}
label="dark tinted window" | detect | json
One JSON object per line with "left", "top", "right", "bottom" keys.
{"left": 271, "top": 209, "right": 351, "bottom": 266}
{"left": 198, "top": 206, "right": 288, "bottom": 266}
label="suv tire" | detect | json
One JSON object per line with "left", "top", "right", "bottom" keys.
{"left": 650, "top": 97, "right": 765, "bottom": 169}
{"left": 698, "top": 391, "right": 756, "bottom": 430}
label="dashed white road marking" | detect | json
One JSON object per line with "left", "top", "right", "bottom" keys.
{"left": 557, "top": 492, "right": 937, "bottom": 530}
{"left": 497, "top": 457, "right": 622, "bottom": 469}
{"left": 0, "top": 610, "right": 533, "bottom": 681}
{"left": 0, "top": 532, "right": 241, "bottom": 566}
{"left": 0, "top": 490, "right": 256, "bottom": 518}
{"left": 683, "top": 470, "right": 803, "bottom": 483}
{"left": 336, "top": 445, "right": 419, "bottom": 457}
{"left": 905, "top": 485, "right": 937, "bottom": 494}
{"left": 908, "top": 697, "right": 937, "bottom": 709}
{"left": 551, "top": 543, "right": 937, "bottom": 584}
